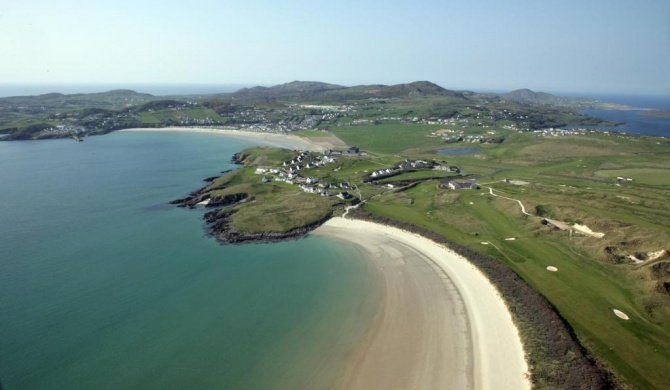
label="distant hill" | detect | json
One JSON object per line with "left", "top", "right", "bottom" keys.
{"left": 501, "top": 88, "right": 600, "bottom": 108}
{"left": 223, "top": 80, "right": 464, "bottom": 102}
{"left": 230, "top": 81, "right": 346, "bottom": 100}
{"left": 502, "top": 89, "right": 569, "bottom": 105}
{"left": 343, "top": 81, "right": 463, "bottom": 99}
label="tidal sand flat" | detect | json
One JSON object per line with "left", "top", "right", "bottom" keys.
{"left": 315, "top": 217, "right": 530, "bottom": 390}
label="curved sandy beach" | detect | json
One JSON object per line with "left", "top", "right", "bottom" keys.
{"left": 315, "top": 217, "right": 529, "bottom": 390}
{"left": 119, "top": 127, "right": 331, "bottom": 151}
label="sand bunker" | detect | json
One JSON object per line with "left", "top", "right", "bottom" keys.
{"left": 572, "top": 224, "right": 605, "bottom": 238}
{"left": 508, "top": 180, "right": 530, "bottom": 186}
{"left": 546, "top": 266, "right": 558, "bottom": 272}
{"left": 613, "top": 309, "right": 630, "bottom": 320}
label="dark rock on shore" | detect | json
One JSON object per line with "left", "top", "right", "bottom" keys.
{"left": 206, "top": 193, "right": 250, "bottom": 208}
{"left": 231, "top": 152, "right": 246, "bottom": 165}
{"left": 169, "top": 186, "right": 210, "bottom": 208}
{"left": 169, "top": 196, "right": 195, "bottom": 205}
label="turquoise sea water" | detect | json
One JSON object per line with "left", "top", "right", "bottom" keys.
{"left": 0, "top": 132, "right": 381, "bottom": 389}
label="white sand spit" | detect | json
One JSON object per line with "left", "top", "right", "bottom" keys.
{"left": 119, "top": 127, "right": 326, "bottom": 151}
{"left": 315, "top": 218, "right": 529, "bottom": 390}
{"left": 613, "top": 309, "right": 630, "bottom": 320}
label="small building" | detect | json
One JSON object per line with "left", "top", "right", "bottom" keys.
{"left": 337, "top": 191, "right": 352, "bottom": 199}
{"left": 345, "top": 146, "right": 360, "bottom": 155}
{"left": 444, "top": 180, "right": 479, "bottom": 190}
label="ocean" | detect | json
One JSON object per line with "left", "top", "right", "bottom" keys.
{"left": 560, "top": 93, "right": 670, "bottom": 137}
{"left": 0, "top": 132, "right": 382, "bottom": 390}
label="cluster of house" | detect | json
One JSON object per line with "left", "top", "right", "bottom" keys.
{"left": 279, "top": 151, "right": 338, "bottom": 171}
{"left": 254, "top": 151, "right": 352, "bottom": 199}
{"left": 341, "top": 116, "right": 472, "bottom": 127}
{"left": 370, "top": 168, "right": 397, "bottom": 178}
{"left": 443, "top": 134, "right": 504, "bottom": 144}
{"left": 299, "top": 180, "right": 352, "bottom": 199}
{"left": 370, "top": 159, "right": 458, "bottom": 180}
{"left": 532, "top": 128, "right": 597, "bottom": 137}
{"left": 40, "top": 124, "right": 88, "bottom": 136}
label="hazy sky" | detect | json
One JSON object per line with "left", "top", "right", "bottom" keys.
{"left": 1, "top": 0, "right": 668, "bottom": 94}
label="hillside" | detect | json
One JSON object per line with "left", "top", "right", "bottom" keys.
{"left": 225, "top": 80, "right": 464, "bottom": 102}
{"left": 226, "top": 81, "right": 345, "bottom": 100}
{"left": 0, "top": 81, "right": 621, "bottom": 140}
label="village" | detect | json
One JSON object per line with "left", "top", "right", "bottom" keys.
{"left": 253, "top": 149, "right": 355, "bottom": 199}
{"left": 250, "top": 145, "right": 480, "bottom": 202}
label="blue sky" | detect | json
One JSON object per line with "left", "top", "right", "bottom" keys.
{"left": 1, "top": 0, "right": 668, "bottom": 94}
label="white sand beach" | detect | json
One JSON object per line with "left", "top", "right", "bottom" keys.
{"left": 119, "top": 127, "right": 329, "bottom": 151}
{"left": 315, "top": 217, "right": 530, "bottom": 390}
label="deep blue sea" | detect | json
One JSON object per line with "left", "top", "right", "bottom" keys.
{"left": 0, "top": 132, "right": 382, "bottom": 390}
{"left": 560, "top": 93, "right": 670, "bottom": 137}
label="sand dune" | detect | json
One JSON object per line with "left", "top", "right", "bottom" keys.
{"left": 315, "top": 217, "right": 529, "bottom": 390}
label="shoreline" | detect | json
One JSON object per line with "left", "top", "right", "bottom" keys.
{"left": 119, "top": 127, "right": 328, "bottom": 151}
{"left": 314, "top": 217, "right": 530, "bottom": 390}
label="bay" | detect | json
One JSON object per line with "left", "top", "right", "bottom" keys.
{"left": 0, "top": 132, "right": 381, "bottom": 390}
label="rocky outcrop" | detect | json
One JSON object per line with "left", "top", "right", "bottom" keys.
{"left": 206, "top": 193, "right": 249, "bottom": 208}
{"left": 231, "top": 152, "right": 246, "bottom": 165}
{"left": 204, "top": 209, "right": 332, "bottom": 244}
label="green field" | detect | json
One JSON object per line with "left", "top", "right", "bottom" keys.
{"left": 595, "top": 168, "right": 670, "bottom": 185}
{"left": 330, "top": 123, "right": 446, "bottom": 154}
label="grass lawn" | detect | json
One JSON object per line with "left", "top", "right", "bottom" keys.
{"left": 330, "top": 123, "right": 445, "bottom": 154}
{"left": 595, "top": 168, "right": 670, "bottom": 186}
